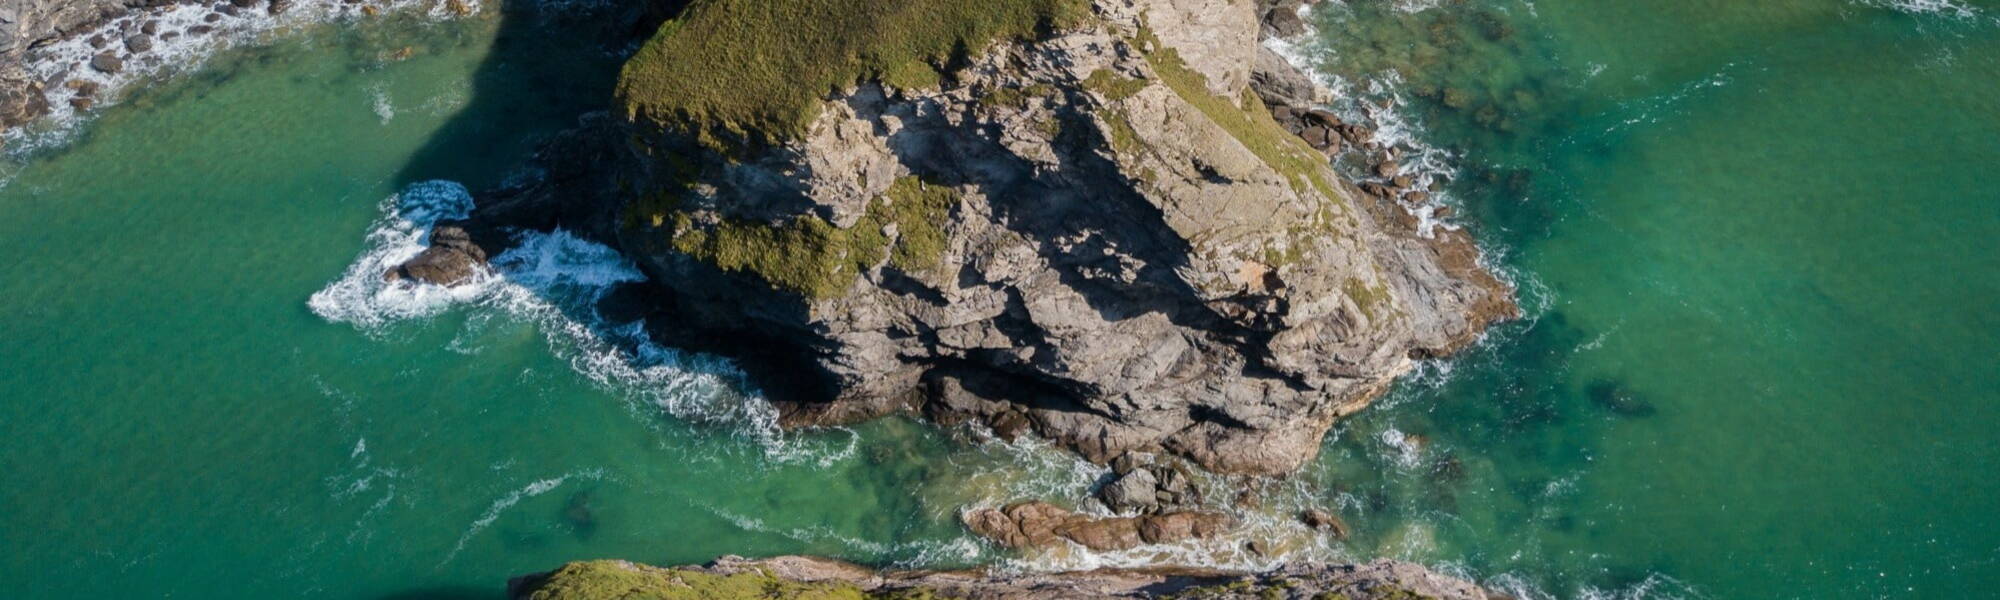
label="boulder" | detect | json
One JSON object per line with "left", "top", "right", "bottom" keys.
{"left": 1098, "top": 468, "right": 1158, "bottom": 514}
{"left": 88, "top": 53, "right": 124, "bottom": 74}
{"left": 384, "top": 225, "right": 497, "bottom": 286}
{"left": 124, "top": 35, "right": 154, "bottom": 54}
{"left": 964, "top": 501, "right": 1232, "bottom": 552}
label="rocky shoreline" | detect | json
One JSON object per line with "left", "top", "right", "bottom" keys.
{"left": 508, "top": 555, "right": 1502, "bottom": 599}
{"left": 0, "top": 0, "right": 475, "bottom": 146}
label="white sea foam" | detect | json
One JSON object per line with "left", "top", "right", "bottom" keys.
{"left": 368, "top": 84, "right": 397, "bottom": 124}
{"left": 439, "top": 469, "right": 601, "bottom": 565}
{"left": 1862, "top": 0, "right": 1981, "bottom": 18}
{"left": 308, "top": 180, "right": 493, "bottom": 330}
{"left": 310, "top": 180, "right": 858, "bottom": 464}
{"left": 1265, "top": 30, "right": 1463, "bottom": 238}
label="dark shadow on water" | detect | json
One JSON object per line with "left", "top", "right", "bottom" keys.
{"left": 386, "top": 0, "right": 674, "bottom": 191}
{"left": 373, "top": 586, "right": 501, "bottom": 600}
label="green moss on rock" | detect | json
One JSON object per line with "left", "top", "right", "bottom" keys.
{"left": 1083, "top": 68, "right": 1149, "bottom": 101}
{"left": 618, "top": 0, "right": 1092, "bottom": 152}
{"left": 1343, "top": 277, "right": 1390, "bottom": 320}
{"left": 667, "top": 177, "right": 961, "bottom": 299}
{"left": 520, "top": 561, "right": 870, "bottom": 600}
{"left": 881, "top": 177, "right": 959, "bottom": 272}
{"left": 1130, "top": 29, "right": 1339, "bottom": 203}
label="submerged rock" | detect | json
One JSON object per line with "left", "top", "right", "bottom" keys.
{"left": 1300, "top": 507, "right": 1350, "bottom": 540}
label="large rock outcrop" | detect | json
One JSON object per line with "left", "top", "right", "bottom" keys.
{"left": 508, "top": 556, "right": 1501, "bottom": 600}
{"left": 961, "top": 500, "right": 1232, "bottom": 552}
{"left": 401, "top": 0, "right": 1515, "bottom": 476}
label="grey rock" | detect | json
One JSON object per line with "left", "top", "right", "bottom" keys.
{"left": 409, "top": 0, "right": 1516, "bottom": 477}
{"left": 87, "top": 51, "right": 121, "bottom": 74}
{"left": 962, "top": 501, "right": 1231, "bottom": 552}
{"left": 1099, "top": 468, "right": 1159, "bottom": 514}
{"left": 123, "top": 33, "right": 151, "bottom": 53}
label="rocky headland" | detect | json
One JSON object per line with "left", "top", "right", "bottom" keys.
{"left": 396, "top": 0, "right": 1514, "bottom": 479}
{"left": 508, "top": 556, "right": 1500, "bottom": 600}
{"left": 8, "top": 0, "right": 1513, "bottom": 476}
{"left": 9, "top": 0, "right": 1520, "bottom": 591}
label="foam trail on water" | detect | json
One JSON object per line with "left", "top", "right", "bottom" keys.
{"left": 1861, "top": 0, "right": 1982, "bottom": 18}
{"left": 439, "top": 469, "right": 603, "bottom": 565}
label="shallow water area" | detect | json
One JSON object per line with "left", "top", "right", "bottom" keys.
{"left": 1282, "top": 0, "right": 2000, "bottom": 597}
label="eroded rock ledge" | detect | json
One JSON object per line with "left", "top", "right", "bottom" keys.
{"left": 394, "top": 0, "right": 1516, "bottom": 476}
{"left": 508, "top": 556, "right": 1501, "bottom": 600}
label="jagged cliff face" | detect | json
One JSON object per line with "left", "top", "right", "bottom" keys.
{"left": 605, "top": 0, "right": 1514, "bottom": 475}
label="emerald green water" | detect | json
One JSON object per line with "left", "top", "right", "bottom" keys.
{"left": 1, "top": 1, "right": 1995, "bottom": 599}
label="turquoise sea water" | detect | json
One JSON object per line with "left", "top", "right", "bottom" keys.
{"left": 1, "top": 1, "right": 1996, "bottom": 599}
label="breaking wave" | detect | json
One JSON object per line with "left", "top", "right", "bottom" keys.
{"left": 309, "top": 180, "right": 850, "bottom": 463}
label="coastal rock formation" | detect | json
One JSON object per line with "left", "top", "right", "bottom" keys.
{"left": 962, "top": 500, "right": 1231, "bottom": 552}
{"left": 508, "top": 556, "right": 1500, "bottom": 600}
{"left": 1098, "top": 453, "right": 1204, "bottom": 514}
{"left": 393, "top": 0, "right": 1514, "bottom": 476}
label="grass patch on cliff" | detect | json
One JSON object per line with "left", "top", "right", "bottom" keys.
{"left": 520, "top": 561, "right": 871, "bottom": 600}
{"left": 670, "top": 177, "right": 962, "bottom": 299}
{"left": 1132, "top": 29, "right": 1340, "bottom": 203}
{"left": 618, "top": 0, "right": 1092, "bottom": 152}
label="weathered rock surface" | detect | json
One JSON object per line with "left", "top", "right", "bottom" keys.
{"left": 509, "top": 556, "right": 1502, "bottom": 600}
{"left": 575, "top": 0, "right": 1517, "bottom": 476}
{"left": 380, "top": 0, "right": 1516, "bottom": 477}
{"left": 963, "top": 500, "right": 1231, "bottom": 552}
{"left": 1099, "top": 453, "right": 1204, "bottom": 514}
